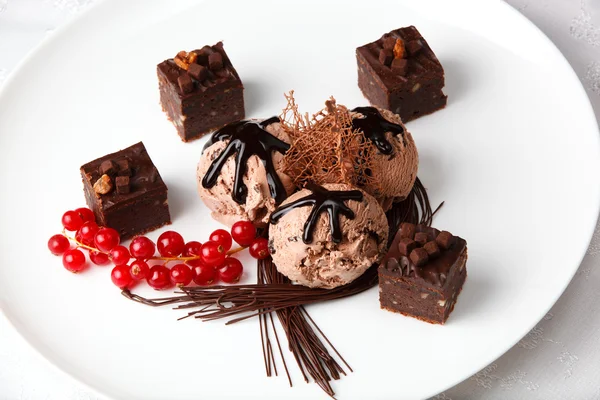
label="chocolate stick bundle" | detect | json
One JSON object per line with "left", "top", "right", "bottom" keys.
{"left": 123, "top": 179, "right": 434, "bottom": 396}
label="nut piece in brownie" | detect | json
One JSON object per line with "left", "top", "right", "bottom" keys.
{"left": 356, "top": 26, "right": 447, "bottom": 122}
{"left": 80, "top": 142, "right": 171, "bottom": 240}
{"left": 379, "top": 223, "right": 467, "bottom": 324}
{"left": 157, "top": 42, "right": 245, "bottom": 142}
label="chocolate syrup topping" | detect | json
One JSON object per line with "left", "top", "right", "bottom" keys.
{"left": 270, "top": 183, "right": 363, "bottom": 244}
{"left": 202, "top": 117, "right": 290, "bottom": 205}
{"left": 351, "top": 107, "right": 404, "bottom": 155}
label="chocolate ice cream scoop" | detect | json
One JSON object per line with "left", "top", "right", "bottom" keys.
{"left": 350, "top": 107, "right": 418, "bottom": 211}
{"left": 268, "top": 183, "right": 388, "bottom": 289}
{"left": 197, "top": 117, "right": 296, "bottom": 227}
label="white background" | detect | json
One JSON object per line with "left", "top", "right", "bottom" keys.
{"left": 1, "top": 0, "right": 599, "bottom": 399}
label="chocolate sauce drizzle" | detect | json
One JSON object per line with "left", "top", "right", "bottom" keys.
{"left": 351, "top": 106, "right": 405, "bottom": 155}
{"left": 270, "top": 183, "right": 363, "bottom": 244}
{"left": 202, "top": 117, "right": 290, "bottom": 205}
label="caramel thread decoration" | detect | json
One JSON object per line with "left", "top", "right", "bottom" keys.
{"left": 279, "top": 91, "right": 382, "bottom": 193}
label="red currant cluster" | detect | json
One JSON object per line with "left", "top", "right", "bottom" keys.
{"left": 47, "top": 207, "right": 270, "bottom": 290}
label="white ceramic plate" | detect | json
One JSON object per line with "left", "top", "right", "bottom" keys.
{"left": 1, "top": 0, "right": 599, "bottom": 399}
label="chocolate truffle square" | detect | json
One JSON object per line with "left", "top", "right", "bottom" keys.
{"left": 80, "top": 142, "right": 171, "bottom": 240}
{"left": 356, "top": 26, "right": 447, "bottom": 122}
{"left": 157, "top": 42, "right": 245, "bottom": 142}
{"left": 379, "top": 223, "right": 467, "bottom": 324}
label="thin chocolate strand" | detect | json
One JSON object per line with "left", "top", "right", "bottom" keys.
{"left": 259, "top": 308, "right": 270, "bottom": 376}
{"left": 300, "top": 307, "right": 353, "bottom": 373}
{"left": 267, "top": 313, "right": 279, "bottom": 377}
{"left": 123, "top": 178, "right": 433, "bottom": 397}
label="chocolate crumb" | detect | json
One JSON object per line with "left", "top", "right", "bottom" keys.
{"left": 414, "top": 232, "right": 428, "bottom": 246}
{"left": 410, "top": 247, "right": 429, "bottom": 267}
{"left": 406, "top": 40, "right": 423, "bottom": 55}
{"left": 116, "top": 159, "right": 131, "bottom": 177}
{"left": 268, "top": 239, "right": 276, "bottom": 254}
{"left": 391, "top": 58, "right": 408, "bottom": 76}
{"left": 178, "top": 74, "right": 193, "bottom": 94}
{"left": 383, "top": 36, "right": 397, "bottom": 50}
{"left": 99, "top": 160, "right": 117, "bottom": 176}
{"left": 378, "top": 49, "right": 393, "bottom": 66}
{"left": 423, "top": 241, "right": 440, "bottom": 258}
{"left": 188, "top": 63, "right": 207, "bottom": 81}
{"left": 115, "top": 176, "right": 130, "bottom": 194}
{"left": 397, "top": 237, "right": 416, "bottom": 256}
{"left": 436, "top": 231, "right": 454, "bottom": 250}
{"left": 208, "top": 52, "right": 223, "bottom": 70}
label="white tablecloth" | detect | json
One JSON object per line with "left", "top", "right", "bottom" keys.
{"left": 1, "top": 0, "right": 599, "bottom": 399}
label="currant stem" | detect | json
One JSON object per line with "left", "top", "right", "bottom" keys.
{"left": 148, "top": 246, "right": 245, "bottom": 261}
{"left": 62, "top": 230, "right": 99, "bottom": 253}
{"left": 61, "top": 230, "right": 247, "bottom": 261}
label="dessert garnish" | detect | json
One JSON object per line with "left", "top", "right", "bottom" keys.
{"left": 50, "top": 175, "right": 436, "bottom": 397}
{"left": 120, "top": 181, "right": 436, "bottom": 397}
{"left": 279, "top": 91, "right": 381, "bottom": 192}
{"left": 201, "top": 117, "right": 291, "bottom": 205}
{"left": 270, "top": 182, "right": 363, "bottom": 244}
{"left": 48, "top": 207, "right": 269, "bottom": 289}
{"left": 280, "top": 93, "right": 418, "bottom": 211}
{"left": 351, "top": 106, "right": 405, "bottom": 155}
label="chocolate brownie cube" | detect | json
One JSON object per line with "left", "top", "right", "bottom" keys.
{"left": 80, "top": 142, "right": 171, "bottom": 240}
{"left": 379, "top": 223, "right": 467, "bottom": 324}
{"left": 356, "top": 26, "right": 447, "bottom": 122}
{"left": 157, "top": 42, "right": 245, "bottom": 142}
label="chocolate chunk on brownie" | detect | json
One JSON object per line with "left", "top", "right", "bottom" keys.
{"left": 157, "top": 42, "right": 245, "bottom": 142}
{"left": 379, "top": 223, "right": 467, "bottom": 324}
{"left": 80, "top": 142, "right": 171, "bottom": 239}
{"left": 356, "top": 26, "right": 447, "bottom": 122}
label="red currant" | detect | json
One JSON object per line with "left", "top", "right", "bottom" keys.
{"left": 48, "top": 234, "right": 70, "bottom": 255}
{"left": 75, "top": 207, "right": 96, "bottom": 223}
{"left": 130, "top": 259, "right": 150, "bottom": 280}
{"left": 182, "top": 241, "right": 202, "bottom": 257}
{"left": 157, "top": 231, "right": 185, "bottom": 257}
{"left": 90, "top": 251, "right": 110, "bottom": 266}
{"left": 217, "top": 257, "right": 243, "bottom": 283}
{"left": 77, "top": 221, "right": 99, "bottom": 246}
{"left": 94, "top": 227, "right": 120, "bottom": 252}
{"left": 111, "top": 264, "right": 133, "bottom": 289}
{"left": 147, "top": 265, "right": 171, "bottom": 290}
{"left": 231, "top": 221, "right": 257, "bottom": 246}
{"left": 129, "top": 236, "right": 156, "bottom": 259}
{"left": 110, "top": 245, "right": 130, "bottom": 265}
{"left": 183, "top": 241, "right": 203, "bottom": 267}
{"left": 62, "top": 249, "right": 86, "bottom": 272}
{"left": 209, "top": 229, "right": 233, "bottom": 251}
{"left": 249, "top": 238, "right": 270, "bottom": 259}
{"left": 61, "top": 210, "right": 84, "bottom": 232}
{"left": 192, "top": 262, "right": 217, "bottom": 285}
{"left": 200, "top": 241, "right": 226, "bottom": 267}
{"left": 170, "top": 264, "right": 193, "bottom": 287}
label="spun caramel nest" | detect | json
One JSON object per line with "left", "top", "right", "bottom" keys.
{"left": 279, "top": 91, "right": 383, "bottom": 193}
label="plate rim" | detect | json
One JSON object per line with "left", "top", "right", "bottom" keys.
{"left": 0, "top": 0, "right": 599, "bottom": 399}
